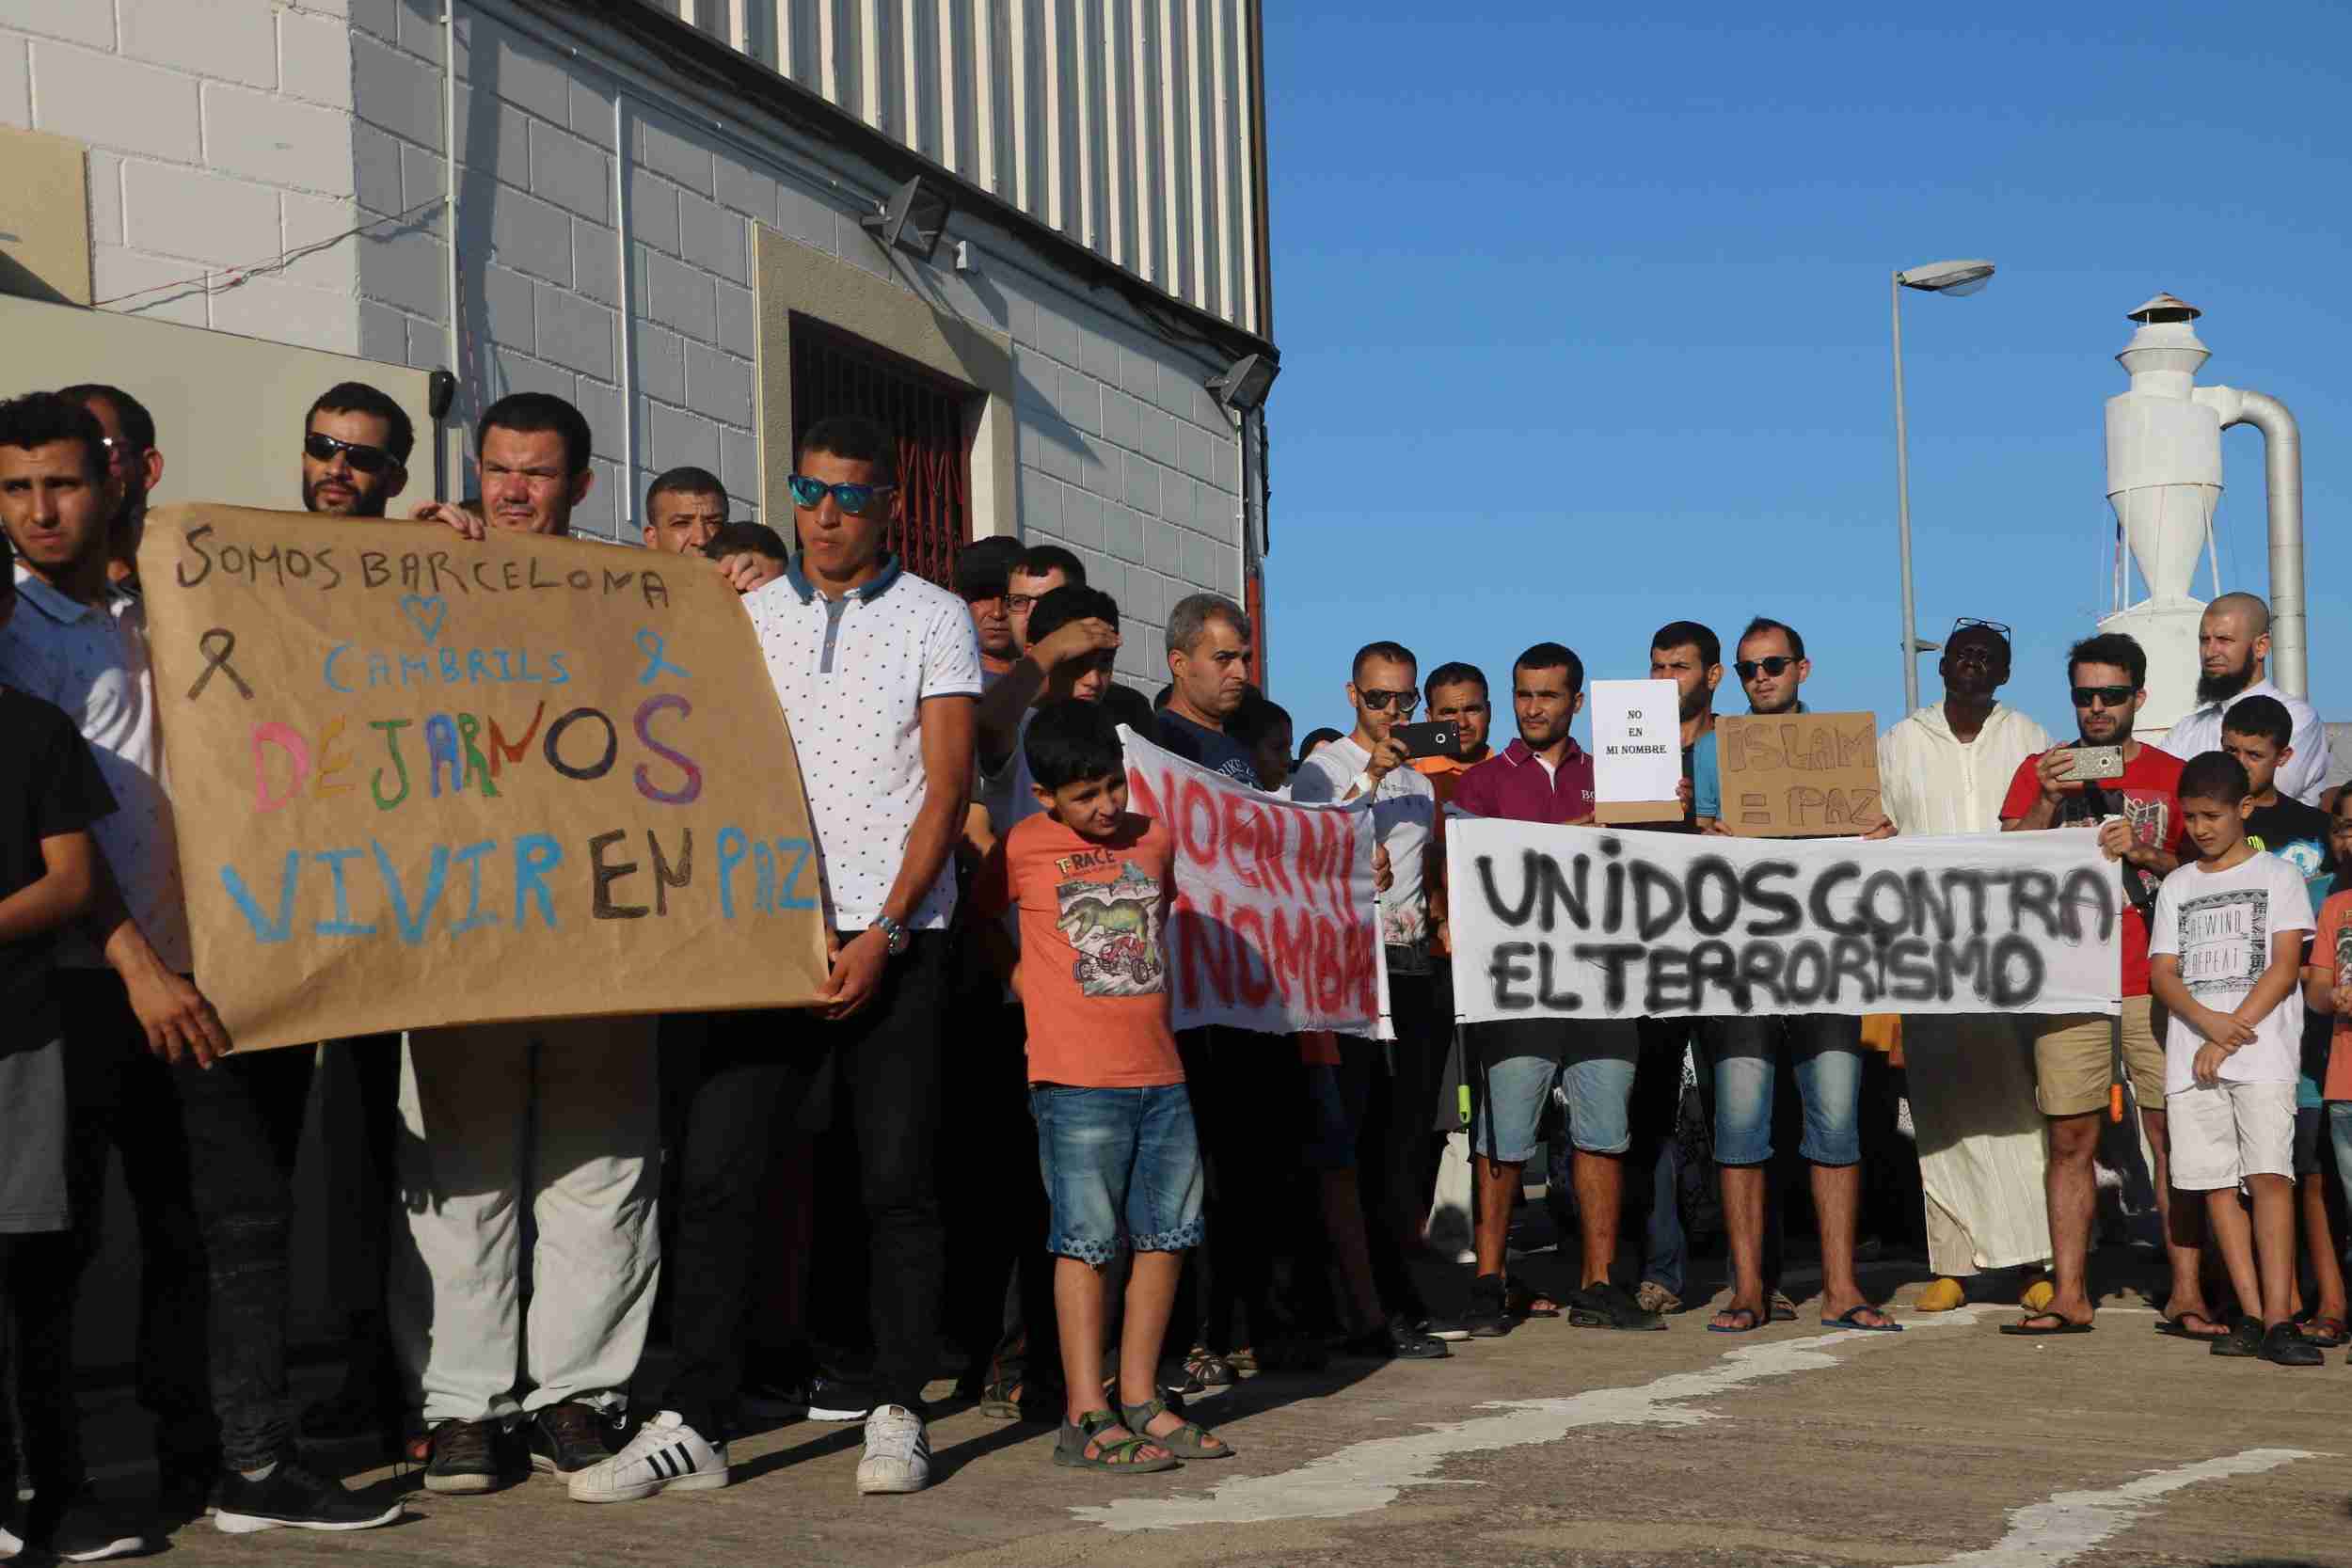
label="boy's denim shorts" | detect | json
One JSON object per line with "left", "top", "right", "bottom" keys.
{"left": 1030, "top": 1083, "right": 1205, "bottom": 1264}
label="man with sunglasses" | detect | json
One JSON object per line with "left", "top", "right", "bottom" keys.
{"left": 1699, "top": 618, "right": 1899, "bottom": 1334}
{"left": 2000, "top": 633, "right": 2206, "bottom": 1337}
{"left": 300, "top": 383, "right": 412, "bottom": 517}
{"left": 1292, "top": 642, "right": 1454, "bottom": 1355}
{"left": 1877, "top": 619, "right": 2055, "bottom": 1312}
{"left": 601, "top": 415, "right": 979, "bottom": 1502}
{"left": 59, "top": 384, "right": 162, "bottom": 592}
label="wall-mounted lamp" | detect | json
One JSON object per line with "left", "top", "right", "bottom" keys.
{"left": 1205, "top": 352, "right": 1279, "bottom": 413}
{"left": 860, "top": 175, "right": 953, "bottom": 262}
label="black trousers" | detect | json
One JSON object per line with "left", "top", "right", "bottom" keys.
{"left": 51, "top": 971, "right": 213, "bottom": 1465}
{"left": 1354, "top": 968, "right": 1449, "bottom": 1322}
{"left": 939, "top": 1000, "right": 1057, "bottom": 1394}
{"left": 667, "top": 933, "right": 947, "bottom": 1433}
{"left": 1174, "top": 1028, "right": 1309, "bottom": 1354}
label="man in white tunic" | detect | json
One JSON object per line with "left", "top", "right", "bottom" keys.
{"left": 2158, "top": 593, "right": 2330, "bottom": 807}
{"left": 1877, "top": 621, "right": 2054, "bottom": 1308}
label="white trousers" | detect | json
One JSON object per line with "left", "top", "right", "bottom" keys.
{"left": 1904, "top": 1015, "right": 2052, "bottom": 1275}
{"left": 393, "top": 1018, "right": 660, "bottom": 1423}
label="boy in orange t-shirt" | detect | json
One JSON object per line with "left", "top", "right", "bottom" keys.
{"left": 975, "top": 700, "right": 1228, "bottom": 1473}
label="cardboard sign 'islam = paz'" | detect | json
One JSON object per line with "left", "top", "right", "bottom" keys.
{"left": 139, "top": 504, "right": 830, "bottom": 1052}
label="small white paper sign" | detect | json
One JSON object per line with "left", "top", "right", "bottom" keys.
{"left": 1590, "top": 679, "right": 1683, "bottom": 822}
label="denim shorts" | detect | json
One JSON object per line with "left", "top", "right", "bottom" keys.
{"left": 1030, "top": 1083, "right": 1205, "bottom": 1264}
{"left": 1704, "top": 1013, "right": 1865, "bottom": 1166}
{"left": 1468, "top": 1018, "right": 1638, "bottom": 1163}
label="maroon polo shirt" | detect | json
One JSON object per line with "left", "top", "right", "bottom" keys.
{"left": 1450, "top": 737, "right": 1596, "bottom": 824}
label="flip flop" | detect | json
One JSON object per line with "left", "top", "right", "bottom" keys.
{"left": 2153, "top": 1312, "right": 2230, "bottom": 1340}
{"left": 1768, "top": 1291, "right": 1798, "bottom": 1323}
{"left": 1999, "top": 1312, "right": 2093, "bottom": 1337}
{"left": 1706, "top": 1306, "right": 1764, "bottom": 1335}
{"left": 1826, "top": 1305, "right": 1902, "bottom": 1333}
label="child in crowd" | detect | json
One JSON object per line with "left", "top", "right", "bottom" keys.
{"left": 0, "top": 546, "right": 135, "bottom": 1557}
{"left": 975, "top": 699, "right": 1230, "bottom": 1472}
{"left": 2218, "top": 696, "right": 2345, "bottom": 1340}
{"left": 2148, "top": 751, "right": 2319, "bottom": 1366}
{"left": 2300, "top": 789, "right": 2352, "bottom": 1357}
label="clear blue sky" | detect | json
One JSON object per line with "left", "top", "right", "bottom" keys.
{"left": 1257, "top": 2, "right": 2352, "bottom": 746}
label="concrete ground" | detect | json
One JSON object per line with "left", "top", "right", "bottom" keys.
{"left": 44, "top": 1245, "right": 2352, "bottom": 1568}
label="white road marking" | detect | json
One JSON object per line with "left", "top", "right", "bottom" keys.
{"left": 1075, "top": 1308, "right": 1981, "bottom": 1532}
{"left": 1898, "top": 1448, "right": 2322, "bottom": 1568}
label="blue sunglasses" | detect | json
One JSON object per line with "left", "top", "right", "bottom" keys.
{"left": 787, "top": 473, "right": 897, "bottom": 515}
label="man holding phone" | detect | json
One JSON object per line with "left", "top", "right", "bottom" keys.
{"left": 2000, "top": 632, "right": 2204, "bottom": 1337}
{"left": 1292, "top": 641, "right": 1449, "bottom": 1341}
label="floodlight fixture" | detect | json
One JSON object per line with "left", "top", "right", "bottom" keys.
{"left": 860, "top": 175, "right": 953, "bottom": 262}
{"left": 1205, "top": 353, "right": 1279, "bottom": 413}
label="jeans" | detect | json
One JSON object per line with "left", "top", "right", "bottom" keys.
{"left": 170, "top": 1045, "right": 315, "bottom": 1471}
{"left": 1705, "top": 1013, "right": 1865, "bottom": 1166}
{"left": 1032, "top": 1084, "right": 1205, "bottom": 1261}
{"left": 396, "top": 1016, "right": 661, "bottom": 1425}
{"left": 666, "top": 932, "right": 947, "bottom": 1430}
{"left": 52, "top": 970, "right": 214, "bottom": 1464}
{"left": 2329, "top": 1104, "right": 2352, "bottom": 1212}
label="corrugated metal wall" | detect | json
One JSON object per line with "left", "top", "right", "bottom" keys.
{"left": 660, "top": 0, "right": 1265, "bottom": 339}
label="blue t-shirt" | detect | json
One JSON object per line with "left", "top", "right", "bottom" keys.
{"left": 1155, "top": 710, "right": 1261, "bottom": 791}
{"left": 1692, "top": 731, "right": 1721, "bottom": 820}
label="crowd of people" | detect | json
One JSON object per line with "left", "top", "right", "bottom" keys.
{"left": 0, "top": 375, "right": 2345, "bottom": 1559}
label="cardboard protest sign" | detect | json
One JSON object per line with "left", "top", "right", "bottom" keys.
{"left": 1446, "top": 816, "right": 2122, "bottom": 1022}
{"left": 1120, "top": 728, "right": 1381, "bottom": 1035}
{"left": 1590, "top": 679, "right": 1684, "bottom": 825}
{"left": 1716, "top": 710, "right": 1883, "bottom": 837}
{"left": 138, "top": 504, "right": 829, "bottom": 1052}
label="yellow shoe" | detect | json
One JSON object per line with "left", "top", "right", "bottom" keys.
{"left": 2020, "top": 1279, "right": 2056, "bottom": 1313}
{"left": 1915, "top": 1277, "right": 1966, "bottom": 1312}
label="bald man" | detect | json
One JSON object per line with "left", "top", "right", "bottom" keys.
{"left": 2159, "top": 593, "right": 2331, "bottom": 806}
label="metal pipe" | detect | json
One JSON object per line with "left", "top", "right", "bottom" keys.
{"left": 442, "top": 0, "right": 462, "bottom": 499}
{"left": 1891, "top": 271, "right": 1919, "bottom": 713}
{"left": 2221, "top": 388, "right": 2307, "bottom": 697}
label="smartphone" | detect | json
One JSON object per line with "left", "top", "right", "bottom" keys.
{"left": 1392, "top": 721, "right": 1460, "bottom": 760}
{"left": 2063, "top": 744, "right": 2125, "bottom": 781}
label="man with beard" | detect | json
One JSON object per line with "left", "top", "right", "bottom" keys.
{"left": 2160, "top": 593, "right": 2329, "bottom": 807}
{"left": 1877, "top": 620, "right": 2055, "bottom": 1311}
{"left": 2001, "top": 632, "right": 2204, "bottom": 1337}
{"left": 299, "top": 383, "right": 411, "bottom": 517}
{"left": 59, "top": 384, "right": 162, "bottom": 591}
{"left": 1453, "top": 643, "right": 1661, "bottom": 1335}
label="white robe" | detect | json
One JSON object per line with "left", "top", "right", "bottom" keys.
{"left": 1879, "top": 702, "right": 2057, "bottom": 1275}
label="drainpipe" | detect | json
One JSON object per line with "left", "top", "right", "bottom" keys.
{"left": 2194, "top": 385, "right": 2306, "bottom": 698}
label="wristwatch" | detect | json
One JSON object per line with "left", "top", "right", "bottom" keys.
{"left": 870, "top": 913, "right": 911, "bottom": 957}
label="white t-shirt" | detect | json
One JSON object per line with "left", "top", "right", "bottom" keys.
{"left": 2148, "top": 848, "right": 2314, "bottom": 1092}
{"left": 0, "top": 568, "right": 191, "bottom": 971}
{"left": 745, "top": 557, "right": 982, "bottom": 930}
{"left": 1290, "top": 734, "right": 1435, "bottom": 949}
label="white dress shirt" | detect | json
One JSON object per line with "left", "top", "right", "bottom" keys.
{"left": 2160, "top": 676, "right": 2332, "bottom": 807}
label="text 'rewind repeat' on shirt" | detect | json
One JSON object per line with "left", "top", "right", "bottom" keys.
{"left": 745, "top": 554, "right": 982, "bottom": 931}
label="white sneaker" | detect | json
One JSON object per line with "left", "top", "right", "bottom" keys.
{"left": 566, "top": 1412, "right": 728, "bottom": 1504}
{"left": 854, "top": 1405, "right": 931, "bottom": 1496}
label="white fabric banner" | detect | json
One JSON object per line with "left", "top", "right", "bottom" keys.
{"left": 1121, "top": 728, "right": 1382, "bottom": 1035}
{"left": 1446, "top": 817, "right": 2123, "bottom": 1022}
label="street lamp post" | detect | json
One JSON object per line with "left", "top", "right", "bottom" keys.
{"left": 1891, "top": 259, "right": 1995, "bottom": 713}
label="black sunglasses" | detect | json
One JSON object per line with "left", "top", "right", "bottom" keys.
{"left": 787, "top": 474, "right": 897, "bottom": 515}
{"left": 1358, "top": 688, "right": 1420, "bottom": 714}
{"left": 2071, "top": 684, "right": 2136, "bottom": 708}
{"left": 1734, "top": 656, "right": 1797, "bottom": 680}
{"left": 304, "top": 431, "right": 400, "bottom": 476}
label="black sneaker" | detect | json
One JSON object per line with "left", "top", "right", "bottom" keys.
{"left": 1340, "top": 1316, "right": 1451, "bottom": 1361}
{"left": 422, "top": 1418, "right": 506, "bottom": 1494}
{"left": 1565, "top": 1280, "right": 1667, "bottom": 1332}
{"left": 806, "top": 1375, "right": 876, "bottom": 1423}
{"left": 1410, "top": 1311, "right": 1471, "bottom": 1343}
{"left": 739, "top": 1376, "right": 812, "bottom": 1420}
{"left": 1462, "top": 1275, "right": 1514, "bottom": 1338}
{"left": 214, "top": 1458, "right": 402, "bottom": 1535}
{"left": 2261, "top": 1322, "right": 2325, "bottom": 1367}
{"left": 24, "top": 1479, "right": 151, "bottom": 1561}
{"left": 530, "top": 1403, "right": 614, "bottom": 1478}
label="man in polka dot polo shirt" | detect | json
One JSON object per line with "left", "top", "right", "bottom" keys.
{"left": 642, "top": 415, "right": 980, "bottom": 1503}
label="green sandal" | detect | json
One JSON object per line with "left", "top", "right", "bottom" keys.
{"left": 1054, "top": 1409, "right": 1180, "bottom": 1472}
{"left": 1120, "top": 1397, "right": 1234, "bottom": 1461}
